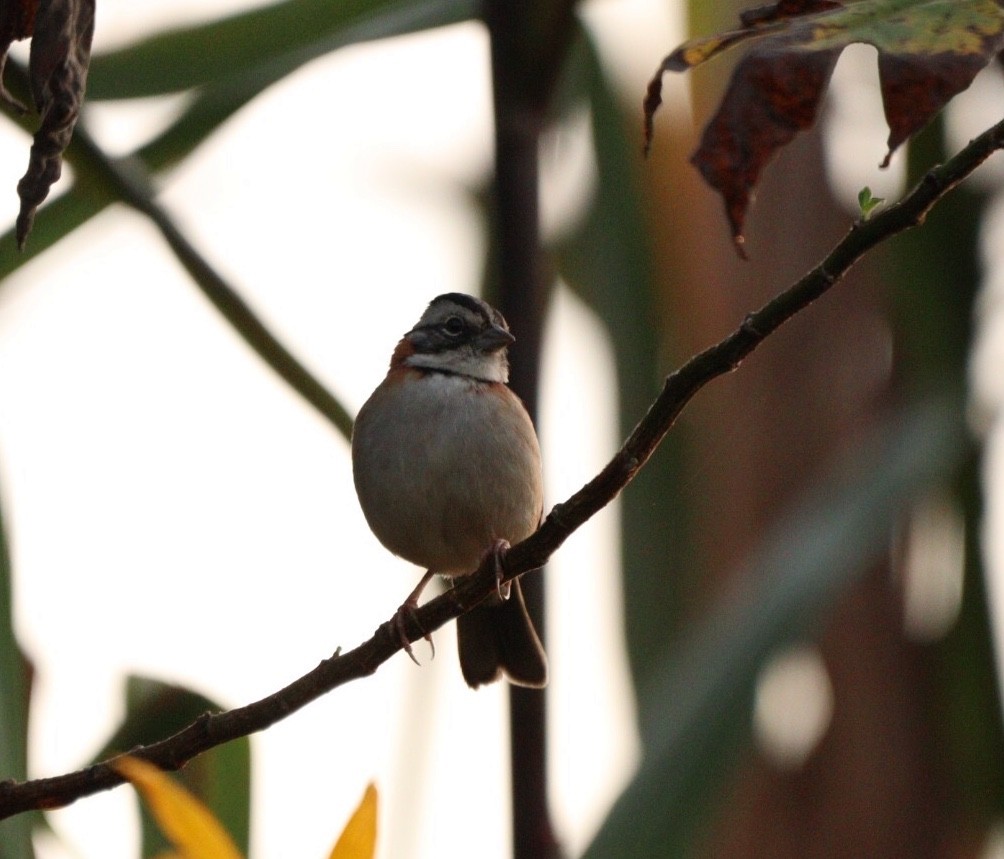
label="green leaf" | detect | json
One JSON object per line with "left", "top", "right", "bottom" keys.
{"left": 583, "top": 398, "right": 966, "bottom": 857}
{"left": 0, "top": 190, "right": 110, "bottom": 279}
{"left": 0, "top": 0, "right": 476, "bottom": 275}
{"left": 0, "top": 480, "right": 34, "bottom": 859}
{"left": 857, "top": 186, "right": 885, "bottom": 219}
{"left": 87, "top": 0, "right": 477, "bottom": 100}
{"left": 666, "top": 0, "right": 1004, "bottom": 74}
{"left": 884, "top": 118, "right": 1004, "bottom": 819}
{"left": 93, "top": 676, "right": 251, "bottom": 859}
{"left": 941, "top": 454, "right": 1004, "bottom": 817}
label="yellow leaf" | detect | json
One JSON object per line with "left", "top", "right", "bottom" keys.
{"left": 113, "top": 756, "right": 244, "bottom": 859}
{"left": 328, "top": 783, "right": 378, "bottom": 859}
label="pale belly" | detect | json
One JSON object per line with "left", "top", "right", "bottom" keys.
{"left": 351, "top": 371, "right": 543, "bottom": 575}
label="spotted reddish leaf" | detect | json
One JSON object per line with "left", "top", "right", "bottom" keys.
{"left": 0, "top": 0, "right": 94, "bottom": 248}
{"left": 644, "top": 0, "right": 1004, "bottom": 254}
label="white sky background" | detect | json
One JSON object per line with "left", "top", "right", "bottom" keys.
{"left": 1, "top": 2, "right": 1004, "bottom": 858}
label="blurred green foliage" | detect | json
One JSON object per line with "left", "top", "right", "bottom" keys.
{"left": 92, "top": 677, "right": 252, "bottom": 857}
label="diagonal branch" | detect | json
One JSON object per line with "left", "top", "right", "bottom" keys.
{"left": 1, "top": 111, "right": 1002, "bottom": 823}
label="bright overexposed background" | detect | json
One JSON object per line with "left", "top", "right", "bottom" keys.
{"left": 2, "top": 1, "right": 1004, "bottom": 858}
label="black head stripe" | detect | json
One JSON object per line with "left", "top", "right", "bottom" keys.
{"left": 408, "top": 293, "right": 512, "bottom": 357}
{"left": 429, "top": 292, "right": 494, "bottom": 324}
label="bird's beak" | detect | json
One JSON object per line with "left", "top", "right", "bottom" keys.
{"left": 476, "top": 324, "right": 516, "bottom": 352}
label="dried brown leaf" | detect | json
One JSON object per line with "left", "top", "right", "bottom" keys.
{"left": 0, "top": 0, "right": 94, "bottom": 248}
{"left": 646, "top": 0, "right": 1004, "bottom": 253}
{"left": 0, "top": 0, "right": 37, "bottom": 110}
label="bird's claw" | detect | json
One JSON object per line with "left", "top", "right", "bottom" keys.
{"left": 392, "top": 569, "right": 437, "bottom": 665}
{"left": 392, "top": 602, "right": 435, "bottom": 665}
{"left": 489, "top": 539, "right": 512, "bottom": 601}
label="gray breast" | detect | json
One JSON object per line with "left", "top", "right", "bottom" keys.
{"left": 352, "top": 372, "right": 542, "bottom": 575}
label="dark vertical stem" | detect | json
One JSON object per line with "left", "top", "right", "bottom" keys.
{"left": 484, "top": 3, "right": 566, "bottom": 857}
{"left": 496, "top": 130, "right": 560, "bottom": 859}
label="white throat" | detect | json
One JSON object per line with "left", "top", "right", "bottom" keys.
{"left": 405, "top": 348, "right": 509, "bottom": 383}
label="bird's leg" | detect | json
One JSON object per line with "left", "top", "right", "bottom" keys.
{"left": 485, "top": 539, "right": 512, "bottom": 601}
{"left": 393, "top": 570, "right": 437, "bottom": 665}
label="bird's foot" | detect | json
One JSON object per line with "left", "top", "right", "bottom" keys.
{"left": 486, "top": 539, "right": 512, "bottom": 601}
{"left": 393, "top": 571, "right": 436, "bottom": 665}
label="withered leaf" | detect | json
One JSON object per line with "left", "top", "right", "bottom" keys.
{"left": 0, "top": 0, "right": 37, "bottom": 110}
{"left": 0, "top": 0, "right": 94, "bottom": 249}
{"left": 644, "top": 0, "right": 1004, "bottom": 254}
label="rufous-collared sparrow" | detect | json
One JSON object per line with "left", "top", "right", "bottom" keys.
{"left": 351, "top": 293, "right": 547, "bottom": 688}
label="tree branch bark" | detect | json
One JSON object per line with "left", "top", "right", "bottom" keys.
{"left": 1, "top": 111, "right": 1002, "bottom": 823}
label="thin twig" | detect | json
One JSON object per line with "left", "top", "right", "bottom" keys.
{"left": 1, "top": 112, "right": 1002, "bottom": 823}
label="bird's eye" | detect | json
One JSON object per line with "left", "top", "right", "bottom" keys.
{"left": 443, "top": 316, "right": 465, "bottom": 336}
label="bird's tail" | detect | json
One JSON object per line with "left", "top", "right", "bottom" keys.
{"left": 456, "top": 578, "right": 547, "bottom": 689}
